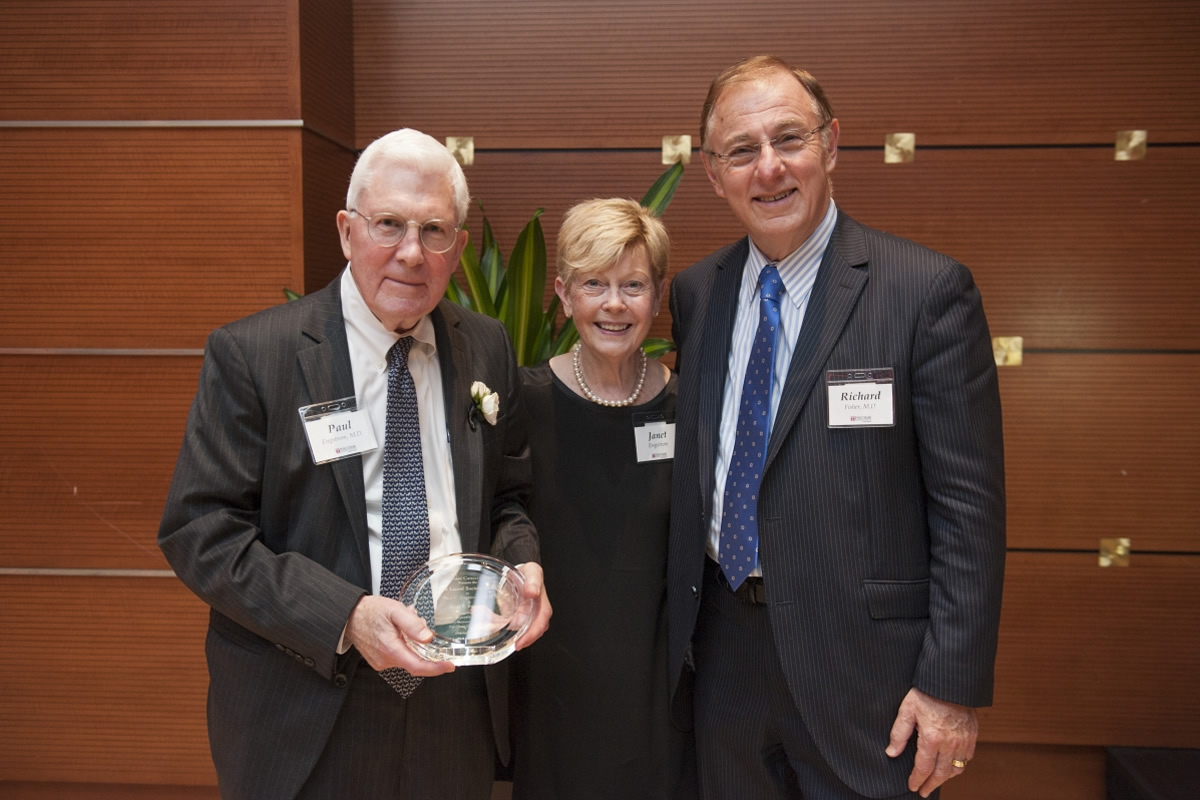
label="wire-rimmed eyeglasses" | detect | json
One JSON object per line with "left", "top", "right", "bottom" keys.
{"left": 348, "top": 209, "right": 461, "bottom": 253}
{"left": 704, "top": 124, "right": 828, "bottom": 169}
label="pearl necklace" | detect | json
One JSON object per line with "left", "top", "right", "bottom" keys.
{"left": 572, "top": 341, "right": 647, "bottom": 408}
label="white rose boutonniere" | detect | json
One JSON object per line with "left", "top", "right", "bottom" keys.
{"left": 470, "top": 381, "right": 500, "bottom": 426}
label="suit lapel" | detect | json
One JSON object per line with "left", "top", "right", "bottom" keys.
{"left": 296, "top": 277, "right": 371, "bottom": 577}
{"left": 765, "top": 213, "right": 869, "bottom": 470}
{"left": 696, "top": 241, "right": 748, "bottom": 517}
{"left": 432, "top": 302, "right": 483, "bottom": 553}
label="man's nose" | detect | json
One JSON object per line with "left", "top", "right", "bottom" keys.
{"left": 392, "top": 228, "right": 425, "bottom": 262}
{"left": 754, "top": 142, "right": 787, "bottom": 176}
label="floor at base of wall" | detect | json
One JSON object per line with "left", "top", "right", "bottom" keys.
{"left": 0, "top": 742, "right": 1123, "bottom": 800}
{"left": 0, "top": 782, "right": 516, "bottom": 799}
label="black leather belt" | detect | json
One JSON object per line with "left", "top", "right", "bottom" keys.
{"left": 707, "top": 557, "right": 767, "bottom": 605}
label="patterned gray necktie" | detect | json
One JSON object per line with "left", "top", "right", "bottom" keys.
{"left": 719, "top": 264, "right": 782, "bottom": 589}
{"left": 378, "top": 336, "right": 430, "bottom": 696}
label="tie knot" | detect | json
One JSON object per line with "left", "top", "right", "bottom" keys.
{"left": 388, "top": 336, "right": 414, "bottom": 369}
{"left": 759, "top": 264, "right": 783, "bottom": 304}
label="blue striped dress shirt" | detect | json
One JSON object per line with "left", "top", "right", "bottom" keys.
{"left": 706, "top": 201, "right": 839, "bottom": 569}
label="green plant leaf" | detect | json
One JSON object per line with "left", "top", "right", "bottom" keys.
{"left": 550, "top": 316, "right": 578, "bottom": 356}
{"left": 457, "top": 230, "right": 498, "bottom": 317}
{"left": 479, "top": 214, "right": 505, "bottom": 300}
{"left": 529, "top": 294, "right": 568, "bottom": 363}
{"left": 640, "top": 161, "right": 685, "bottom": 217}
{"left": 444, "top": 275, "right": 473, "bottom": 310}
{"left": 481, "top": 239, "right": 506, "bottom": 311}
{"left": 641, "top": 337, "right": 677, "bottom": 358}
{"left": 283, "top": 288, "right": 303, "bottom": 301}
{"left": 504, "top": 209, "right": 546, "bottom": 365}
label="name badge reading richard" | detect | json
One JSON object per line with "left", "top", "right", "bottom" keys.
{"left": 299, "top": 396, "right": 380, "bottom": 464}
{"left": 633, "top": 411, "right": 675, "bottom": 462}
{"left": 826, "top": 368, "right": 895, "bottom": 428}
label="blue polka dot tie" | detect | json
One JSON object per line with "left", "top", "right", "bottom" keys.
{"left": 719, "top": 264, "right": 783, "bottom": 590}
{"left": 378, "top": 337, "right": 430, "bottom": 696}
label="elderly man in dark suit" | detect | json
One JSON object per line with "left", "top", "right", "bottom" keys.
{"left": 667, "top": 56, "right": 1006, "bottom": 799}
{"left": 159, "top": 128, "right": 551, "bottom": 800}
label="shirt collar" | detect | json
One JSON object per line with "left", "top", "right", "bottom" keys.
{"left": 746, "top": 200, "right": 838, "bottom": 308}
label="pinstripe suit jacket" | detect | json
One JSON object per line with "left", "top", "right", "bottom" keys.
{"left": 667, "top": 210, "right": 1006, "bottom": 797}
{"left": 159, "top": 273, "right": 537, "bottom": 800}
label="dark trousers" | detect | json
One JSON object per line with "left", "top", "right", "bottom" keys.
{"left": 693, "top": 559, "right": 935, "bottom": 800}
{"left": 297, "top": 662, "right": 494, "bottom": 800}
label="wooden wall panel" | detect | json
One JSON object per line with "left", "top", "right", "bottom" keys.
{"left": 301, "top": 130, "right": 358, "bottom": 293}
{"left": 1000, "top": 354, "right": 1199, "bottom": 553}
{"left": 0, "top": 0, "right": 298, "bottom": 121}
{"left": 0, "top": 129, "right": 304, "bottom": 349}
{"left": 457, "top": 147, "right": 1200, "bottom": 351}
{"left": 0, "top": 576, "right": 214, "bottom": 784}
{"left": 298, "top": 0, "right": 355, "bottom": 143}
{"left": 354, "top": 0, "right": 1200, "bottom": 148}
{"left": 983, "top": 552, "right": 1200, "bottom": 747}
{"left": 0, "top": 784, "right": 218, "bottom": 799}
{"left": 0, "top": 357, "right": 198, "bottom": 570}
{"left": 942, "top": 743, "right": 1105, "bottom": 800}
{"left": 833, "top": 149, "right": 1200, "bottom": 352}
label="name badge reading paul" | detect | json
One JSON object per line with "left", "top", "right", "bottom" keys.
{"left": 826, "top": 368, "right": 895, "bottom": 428}
{"left": 298, "top": 396, "right": 380, "bottom": 464}
{"left": 633, "top": 411, "right": 675, "bottom": 463}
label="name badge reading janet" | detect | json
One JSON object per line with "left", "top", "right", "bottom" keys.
{"left": 633, "top": 411, "right": 675, "bottom": 462}
{"left": 299, "top": 396, "right": 380, "bottom": 464}
{"left": 826, "top": 368, "right": 896, "bottom": 428}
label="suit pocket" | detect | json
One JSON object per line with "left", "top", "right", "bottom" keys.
{"left": 862, "top": 579, "right": 930, "bottom": 619}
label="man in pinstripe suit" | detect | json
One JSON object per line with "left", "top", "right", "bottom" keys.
{"left": 667, "top": 56, "right": 1006, "bottom": 799}
{"left": 159, "top": 129, "right": 551, "bottom": 799}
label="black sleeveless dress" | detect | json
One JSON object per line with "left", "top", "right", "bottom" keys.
{"left": 510, "top": 361, "right": 690, "bottom": 800}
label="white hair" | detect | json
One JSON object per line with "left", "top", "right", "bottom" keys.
{"left": 345, "top": 128, "right": 470, "bottom": 224}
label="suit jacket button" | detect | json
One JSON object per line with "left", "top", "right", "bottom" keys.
{"left": 691, "top": 585, "right": 699, "bottom": 599}
{"left": 303, "top": 657, "right": 315, "bottom": 668}
{"left": 334, "top": 674, "right": 349, "bottom": 688}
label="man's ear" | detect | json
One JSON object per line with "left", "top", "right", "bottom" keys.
{"left": 336, "top": 210, "right": 353, "bottom": 261}
{"left": 823, "top": 118, "right": 840, "bottom": 173}
{"left": 702, "top": 153, "right": 727, "bottom": 199}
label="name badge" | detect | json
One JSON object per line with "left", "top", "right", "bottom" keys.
{"left": 633, "top": 411, "right": 675, "bottom": 462}
{"left": 826, "top": 368, "right": 895, "bottom": 428}
{"left": 298, "top": 396, "right": 380, "bottom": 464}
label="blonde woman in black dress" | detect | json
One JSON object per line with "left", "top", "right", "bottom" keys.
{"left": 512, "top": 198, "right": 694, "bottom": 799}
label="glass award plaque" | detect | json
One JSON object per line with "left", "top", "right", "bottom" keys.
{"left": 399, "top": 553, "right": 534, "bottom": 666}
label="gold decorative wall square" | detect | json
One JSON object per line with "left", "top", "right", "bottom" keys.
{"left": 992, "top": 336, "right": 1023, "bottom": 367}
{"left": 884, "top": 132, "right": 915, "bottom": 163}
{"left": 446, "top": 136, "right": 475, "bottom": 166}
{"left": 662, "top": 134, "right": 691, "bottom": 165}
{"left": 1114, "top": 130, "right": 1147, "bottom": 161}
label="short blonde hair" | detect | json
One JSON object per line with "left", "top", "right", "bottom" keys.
{"left": 557, "top": 198, "right": 670, "bottom": 292}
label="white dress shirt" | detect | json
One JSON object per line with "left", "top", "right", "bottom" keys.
{"left": 340, "top": 266, "right": 461, "bottom": 596}
{"left": 706, "top": 201, "right": 838, "bottom": 571}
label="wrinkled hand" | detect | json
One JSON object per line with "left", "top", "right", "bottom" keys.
{"left": 886, "top": 687, "right": 978, "bottom": 797}
{"left": 345, "top": 594, "right": 456, "bottom": 677}
{"left": 513, "top": 562, "right": 552, "bottom": 650}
